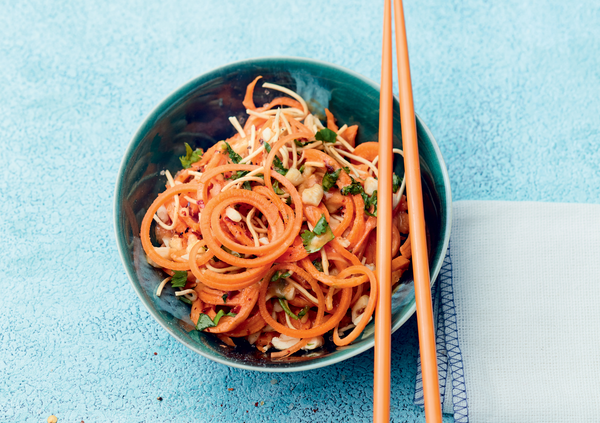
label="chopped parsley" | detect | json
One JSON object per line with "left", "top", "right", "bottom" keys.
{"left": 322, "top": 168, "right": 341, "bottom": 192}
{"left": 340, "top": 177, "right": 364, "bottom": 196}
{"left": 222, "top": 293, "right": 228, "bottom": 303}
{"left": 393, "top": 173, "right": 403, "bottom": 193}
{"left": 301, "top": 215, "right": 335, "bottom": 253}
{"left": 195, "top": 310, "right": 238, "bottom": 331}
{"left": 313, "top": 215, "right": 329, "bottom": 235}
{"left": 271, "top": 270, "right": 292, "bottom": 282}
{"left": 224, "top": 141, "right": 242, "bottom": 164}
{"left": 170, "top": 270, "right": 188, "bottom": 288}
{"left": 179, "top": 143, "right": 203, "bottom": 169}
{"left": 312, "top": 259, "right": 324, "bottom": 272}
{"left": 195, "top": 314, "right": 216, "bottom": 331}
{"left": 364, "top": 190, "right": 378, "bottom": 217}
{"left": 264, "top": 143, "right": 288, "bottom": 175}
{"left": 315, "top": 128, "right": 338, "bottom": 143}
{"left": 278, "top": 298, "right": 300, "bottom": 320}
{"left": 340, "top": 176, "right": 378, "bottom": 216}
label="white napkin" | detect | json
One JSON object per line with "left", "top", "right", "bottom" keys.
{"left": 414, "top": 200, "right": 600, "bottom": 423}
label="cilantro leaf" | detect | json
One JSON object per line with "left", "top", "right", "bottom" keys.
{"left": 300, "top": 230, "right": 316, "bottom": 251}
{"left": 322, "top": 168, "right": 341, "bottom": 192}
{"left": 179, "top": 143, "right": 203, "bottom": 169}
{"left": 195, "top": 314, "right": 216, "bottom": 331}
{"left": 343, "top": 166, "right": 351, "bottom": 174}
{"left": 271, "top": 270, "right": 292, "bottom": 282}
{"left": 224, "top": 142, "right": 242, "bottom": 164}
{"left": 264, "top": 143, "right": 288, "bottom": 175}
{"left": 315, "top": 128, "right": 338, "bottom": 143}
{"left": 222, "top": 294, "right": 228, "bottom": 303}
{"left": 242, "top": 181, "right": 252, "bottom": 190}
{"left": 340, "top": 177, "right": 364, "bottom": 196}
{"left": 312, "top": 259, "right": 324, "bottom": 272}
{"left": 301, "top": 216, "right": 335, "bottom": 253}
{"left": 170, "top": 270, "right": 188, "bottom": 288}
{"left": 364, "top": 190, "right": 378, "bottom": 217}
{"left": 393, "top": 173, "right": 403, "bottom": 193}
{"left": 313, "top": 215, "right": 329, "bottom": 235}
{"left": 278, "top": 298, "right": 299, "bottom": 320}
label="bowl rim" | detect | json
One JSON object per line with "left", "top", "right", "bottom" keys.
{"left": 113, "top": 55, "right": 452, "bottom": 372}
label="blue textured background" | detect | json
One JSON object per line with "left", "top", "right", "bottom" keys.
{"left": 1, "top": 0, "right": 599, "bottom": 422}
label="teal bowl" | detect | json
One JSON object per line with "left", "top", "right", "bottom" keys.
{"left": 114, "top": 57, "right": 452, "bottom": 372}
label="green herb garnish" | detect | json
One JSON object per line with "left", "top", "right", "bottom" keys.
{"left": 222, "top": 294, "right": 228, "bottom": 303}
{"left": 312, "top": 260, "right": 324, "bottom": 272}
{"left": 301, "top": 215, "right": 335, "bottom": 253}
{"left": 195, "top": 314, "right": 216, "bottom": 331}
{"left": 278, "top": 298, "right": 299, "bottom": 320}
{"left": 196, "top": 310, "right": 238, "bottom": 331}
{"left": 170, "top": 270, "right": 188, "bottom": 288}
{"left": 313, "top": 215, "right": 329, "bottom": 235}
{"left": 393, "top": 173, "right": 402, "bottom": 193}
{"left": 364, "top": 190, "right": 378, "bottom": 217}
{"left": 272, "top": 180, "right": 285, "bottom": 195}
{"left": 264, "top": 143, "right": 288, "bottom": 175}
{"left": 271, "top": 270, "right": 292, "bottom": 282}
{"left": 179, "top": 143, "right": 203, "bottom": 169}
{"left": 297, "top": 306, "right": 309, "bottom": 318}
{"left": 322, "top": 168, "right": 341, "bottom": 192}
{"left": 179, "top": 297, "right": 192, "bottom": 305}
{"left": 315, "top": 128, "right": 338, "bottom": 143}
{"left": 340, "top": 177, "right": 364, "bottom": 196}
{"left": 224, "top": 141, "right": 242, "bottom": 164}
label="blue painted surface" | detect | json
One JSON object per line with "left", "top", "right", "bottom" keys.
{"left": 1, "top": 0, "right": 599, "bottom": 422}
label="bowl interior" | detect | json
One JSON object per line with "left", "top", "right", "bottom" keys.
{"left": 114, "top": 57, "right": 451, "bottom": 372}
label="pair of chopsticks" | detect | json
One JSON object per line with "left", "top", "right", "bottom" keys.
{"left": 374, "top": 0, "right": 442, "bottom": 422}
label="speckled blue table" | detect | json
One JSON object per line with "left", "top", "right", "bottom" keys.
{"left": 2, "top": 1, "right": 599, "bottom": 422}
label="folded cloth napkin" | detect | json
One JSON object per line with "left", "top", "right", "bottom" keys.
{"left": 414, "top": 200, "right": 600, "bottom": 423}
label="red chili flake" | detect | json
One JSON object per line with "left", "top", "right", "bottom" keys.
{"left": 198, "top": 200, "right": 205, "bottom": 209}
{"left": 313, "top": 408, "right": 318, "bottom": 412}
{"left": 254, "top": 402, "right": 258, "bottom": 407}
{"left": 153, "top": 352, "right": 157, "bottom": 355}
{"left": 228, "top": 388, "right": 234, "bottom": 391}
{"left": 325, "top": 164, "right": 335, "bottom": 173}
{"left": 231, "top": 305, "right": 241, "bottom": 314}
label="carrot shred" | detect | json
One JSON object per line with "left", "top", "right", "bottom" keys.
{"left": 138, "top": 77, "right": 419, "bottom": 358}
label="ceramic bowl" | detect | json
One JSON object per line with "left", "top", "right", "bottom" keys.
{"left": 114, "top": 57, "right": 451, "bottom": 372}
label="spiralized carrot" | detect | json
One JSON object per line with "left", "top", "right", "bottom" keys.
{"left": 139, "top": 77, "right": 418, "bottom": 357}
{"left": 333, "top": 265, "right": 378, "bottom": 346}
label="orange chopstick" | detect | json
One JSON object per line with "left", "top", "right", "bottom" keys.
{"left": 373, "top": 0, "right": 394, "bottom": 421}
{"left": 393, "top": 0, "right": 442, "bottom": 422}
{"left": 374, "top": 1, "right": 442, "bottom": 422}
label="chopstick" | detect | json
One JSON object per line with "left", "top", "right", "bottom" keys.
{"left": 373, "top": 0, "right": 394, "bottom": 421}
{"left": 374, "top": 1, "right": 442, "bottom": 422}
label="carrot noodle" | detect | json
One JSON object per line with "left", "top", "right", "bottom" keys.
{"left": 138, "top": 78, "right": 418, "bottom": 357}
